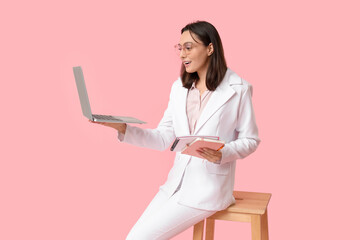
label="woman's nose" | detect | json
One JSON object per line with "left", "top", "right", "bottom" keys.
{"left": 180, "top": 48, "right": 187, "bottom": 58}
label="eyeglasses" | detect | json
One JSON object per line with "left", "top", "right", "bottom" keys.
{"left": 174, "top": 42, "right": 200, "bottom": 56}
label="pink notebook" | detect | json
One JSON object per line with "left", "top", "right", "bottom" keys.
{"left": 181, "top": 138, "right": 225, "bottom": 159}
{"left": 170, "top": 135, "right": 219, "bottom": 152}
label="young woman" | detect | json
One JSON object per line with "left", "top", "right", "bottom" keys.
{"left": 91, "top": 20, "right": 260, "bottom": 239}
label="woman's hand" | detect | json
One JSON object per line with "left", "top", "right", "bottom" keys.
{"left": 89, "top": 120, "right": 127, "bottom": 134}
{"left": 196, "top": 147, "right": 222, "bottom": 163}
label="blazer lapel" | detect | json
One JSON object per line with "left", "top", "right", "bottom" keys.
{"left": 177, "top": 84, "right": 191, "bottom": 136}
{"left": 193, "top": 69, "right": 237, "bottom": 135}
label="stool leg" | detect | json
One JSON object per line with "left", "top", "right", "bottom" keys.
{"left": 193, "top": 220, "right": 204, "bottom": 240}
{"left": 251, "top": 215, "right": 261, "bottom": 240}
{"left": 260, "top": 209, "right": 269, "bottom": 240}
{"left": 205, "top": 219, "right": 215, "bottom": 240}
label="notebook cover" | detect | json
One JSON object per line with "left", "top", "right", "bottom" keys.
{"left": 181, "top": 138, "right": 225, "bottom": 159}
{"left": 170, "top": 135, "right": 219, "bottom": 152}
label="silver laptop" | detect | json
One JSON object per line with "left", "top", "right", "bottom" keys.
{"left": 73, "top": 66, "right": 146, "bottom": 124}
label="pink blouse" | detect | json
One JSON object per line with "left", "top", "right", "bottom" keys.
{"left": 186, "top": 81, "right": 213, "bottom": 135}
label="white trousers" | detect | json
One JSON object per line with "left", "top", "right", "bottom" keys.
{"left": 125, "top": 189, "right": 216, "bottom": 240}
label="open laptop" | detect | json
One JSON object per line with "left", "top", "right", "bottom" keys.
{"left": 73, "top": 66, "right": 146, "bottom": 124}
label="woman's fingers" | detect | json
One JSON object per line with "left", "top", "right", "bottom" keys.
{"left": 89, "top": 120, "right": 110, "bottom": 126}
{"left": 88, "top": 120, "right": 126, "bottom": 133}
{"left": 202, "top": 147, "right": 217, "bottom": 154}
{"left": 196, "top": 147, "right": 222, "bottom": 163}
{"left": 89, "top": 120, "right": 102, "bottom": 124}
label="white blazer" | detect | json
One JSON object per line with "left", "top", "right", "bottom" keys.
{"left": 118, "top": 68, "right": 260, "bottom": 211}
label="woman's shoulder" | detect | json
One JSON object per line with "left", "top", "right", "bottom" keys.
{"left": 167, "top": 77, "right": 185, "bottom": 99}
{"left": 226, "top": 68, "right": 252, "bottom": 91}
{"left": 173, "top": 77, "right": 183, "bottom": 87}
{"left": 169, "top": 77, "right": 183, "bottom": 92}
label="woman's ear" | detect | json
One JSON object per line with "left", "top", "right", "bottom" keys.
{"left": 208, "top": 43, "right": 214, "bottom": 56}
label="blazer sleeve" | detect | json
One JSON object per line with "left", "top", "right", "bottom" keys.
{"left": 117, "top": 81, "right": 177, "bottom": 151}
{"left": 219, "top": 84, "right": 261, "bottom": 165}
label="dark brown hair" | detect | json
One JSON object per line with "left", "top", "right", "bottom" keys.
{"left": 180, "top": 21, "right": 227, "bottom": 91}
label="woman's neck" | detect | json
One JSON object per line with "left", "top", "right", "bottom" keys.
{"left": 195, "top": 75, "right": 207, "bottom": 91}
{"left": 196, "top": 67, "right": 208, "bottom": 88}
{"left": 196, "top": 59, "right": 210, "bottom": 87}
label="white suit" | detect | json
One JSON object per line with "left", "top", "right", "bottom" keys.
{"left": 119, "top": 68, "right": 260, "bottom": 212}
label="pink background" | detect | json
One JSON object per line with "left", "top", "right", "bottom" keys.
{"left": 1, "top": 0, "right": 359, "bottom": 239}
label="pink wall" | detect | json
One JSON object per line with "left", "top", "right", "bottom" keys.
{"left": 1, "top": 0, "right": 359, "bottom": 239}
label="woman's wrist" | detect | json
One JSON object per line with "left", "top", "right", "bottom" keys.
{"left": 119, "top": 123, "right": 127, "bottom": 134}
{"left": 123, "top": 123, "right": 127, "bottom": 134}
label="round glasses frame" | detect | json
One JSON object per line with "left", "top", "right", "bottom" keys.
{"left": 174, "top": 42, "right": 203, "bottom": 56}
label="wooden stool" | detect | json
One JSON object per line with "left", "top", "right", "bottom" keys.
{"left": 193, "top": 191, "right": 271, "bottom": 240}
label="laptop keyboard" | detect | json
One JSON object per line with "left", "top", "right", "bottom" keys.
{"left": 93, "top": 114, "right": 121, "bottom": 121}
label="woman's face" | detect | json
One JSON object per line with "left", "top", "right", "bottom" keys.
{"left": 178, "top": 30, "right": 213, "bottom": 74}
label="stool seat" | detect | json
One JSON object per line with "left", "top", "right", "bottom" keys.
{"left": 193, "top": 191, "right": 271, "bottom": 240}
